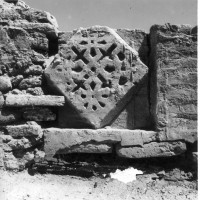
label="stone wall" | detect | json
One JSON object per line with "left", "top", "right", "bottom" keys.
{"left": 0, "top": 0, "right": 197, "bottom": 171}
{"left": 149, "top": 24, "right": 197, "bottom": 143}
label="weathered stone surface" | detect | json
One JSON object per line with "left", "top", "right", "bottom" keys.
{"left": 116, "top": 141, "right": 186, "bottom": 158}
{"left": 11, "top": 75, "right": 23, "bottom": 88}
{"left": 44, "top": 128, "right": 189, "bottom": 159}
{"left": 5, "top": 95, "right": 65, "bottom": 107}
{"left": 57, "top": 143, "right": 112, "bottom": 154}
{"left": 34, "top": 149, "right": 45, "bottom": 163}
{"left": 150, "top": 24, "right": 197, "bottom": 143}
{"left": 5, "top": 122, "right": 42, "bottom": 137}
{"left": 0, "top": 0, "right": 58, "bottom": 30}
{"left": 157, "top": 129, "right": 197, "bottom": 144}
{"left": 192, "top": 152, "right": 197, "bottom": 164}
{"left": 22, "top": 108, "right": 56, "bottom": 121}
{"left": 26, "top": 87, "right": 44, "bottom": 96}
{"left": 0, "top": 26, "right": 45, "bottom": 77}
{"left": 24, "top": 65, "right": 43, "bottom": 75}
{"left": 0, "top": 134, "right": 42, "bottom": 151}
{"left": 0, "top": 94, "right": 4, "bottom": 108}
{"left": 44, "top": 128, "right": 159, "bottom": 158}
{"left": 116, "top": 29, "right": 149, "bottom": 65}
{"left": 45, "top": 26, "right": 148, "bottom": 128}
{"left": 0, "top": 147, "right": 4, "bottom": 168}
{"left": 18, "top": 76, "right": 42, "bottom": 89}
{"left": 0, "top": 75, "right": 12, "bottom": 92}
{"left": 111, "top": 78, "right": 151, "bottom": 129}
{"left": 0, "top": 0, "right": 58, "bottom": 97}
{"left": 0, "top": 108, "right": 21, "bottom": 124}
{"left": 8, "top": 89, "right": 25, "bottom": 95}
{"left": 3, "top": 152, "right": 20, "bottom": 171}
{"left": 109, "top": 29, "right": 151, "bottom": 129}
{"left": 3, "top": 151, "right": 34, "bottom": 171}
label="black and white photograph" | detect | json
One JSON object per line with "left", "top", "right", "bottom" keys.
{"left": 0, "top": 0, "right": 198, "bottom": 199}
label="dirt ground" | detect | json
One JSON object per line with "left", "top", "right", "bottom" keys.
{"left": 0, "top": 169, "right": 197, "bottom": 200}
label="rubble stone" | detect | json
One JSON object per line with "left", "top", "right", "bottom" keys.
{"left": 18, "top": 76, "right": 42, "bottom": 89}
{"left": 3, "top": 152, "right": 20, "bottom": 171}
{"left": 24, "top": 65, "right": 43, "bottom": 75}
{"left": 0, "top": 75, "right": 12, "bottom": 92}
{"left": 11, "top": 75, "right": 24, "bottom": 88}
{"left": 26, "top": 87, "right": 44, "bottom": 96}
{"left": 34, "top": 149, "right": 45, "bottom": 163}
{"left": 0, "top": 109, "right": 21, "bottom": 124}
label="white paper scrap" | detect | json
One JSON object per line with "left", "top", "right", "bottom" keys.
{"left": 110, "top": 167, "right": 143, "bottom": 183}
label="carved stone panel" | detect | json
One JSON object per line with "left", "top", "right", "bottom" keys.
{"left": 45, "top": 26, "right": 148, "bottom": 128}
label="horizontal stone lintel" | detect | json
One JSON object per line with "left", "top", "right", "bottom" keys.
{"left": 4, "top": 95, "right": 65, "bottom": 107}
{"left": 44, "top": 128, "right": 188, "bottom": 159}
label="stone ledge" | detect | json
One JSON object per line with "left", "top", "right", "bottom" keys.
{"left": 5, "top": 95, "right": 65, "bottom": 107}
{"left": 44, "top": 128, "right": 188, "bottom": 159}
{"left": 116, "top": 141, "right": 186, "bottom": 158}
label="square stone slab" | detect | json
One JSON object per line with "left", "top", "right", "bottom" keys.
{"left": 45, "top": 26, "right": 148, "bottom": 128}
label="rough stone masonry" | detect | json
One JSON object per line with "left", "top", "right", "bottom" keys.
{"left": 0, "top": 0, "right": 197, "bottom": 171}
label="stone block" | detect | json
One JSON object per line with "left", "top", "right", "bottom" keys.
{"left": 18, "top": 76, "right": 42, "bottom": 89}
{"left": 5, "top": 95, "right": 65, "bottom": 107}
{"left": 22, "top": 108, "right": 56, "bottom": 121}
{"left": 34, "top": 150, "right": 45, "bottom": 163}
{"left": 0, "top": 147, "right": 4, "bottom": 168}
{"left": 149, "top": 24, "right": 197, "bottom": 143}
{"left": 1, "top": 135, "right": 40, "bottom": 151}
{"left": 5, "top": 122, "right": 42, "bottom": 137}
{"left": 11, "top": 75, "right": 24, "bottom": 88}
{"left": 116, "top": 141, "right": 186, "bottom": 158}
{"left": 23, "top": 65, "right": 43, "bottom": 75}
{"left": 3, "top": 152, "right": 20, "bottom": 171}
{"left": 26, "top": 87, "right": 44, "bottom": 96}
{"left": 0, "top": 95, "right": 4, "bottom": 108}
{"left": 0, "top": 108, "right": 21, "bottom": 124}
{"left": 45, "top": 26, "right": 148, "bottom": 128}
{"left": 0, "top": 75, "right": 12, "bottom": 92}
{"left": 192, "top": 152, "right": 197, "bottom": 164}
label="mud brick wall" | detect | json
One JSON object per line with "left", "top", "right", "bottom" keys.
{"left": 0, "top": 0, "right": 197, "bottom": 171}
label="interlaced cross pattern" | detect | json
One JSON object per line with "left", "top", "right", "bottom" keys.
{"left": 61, "top": 35, "right": 133, "bottom": 112}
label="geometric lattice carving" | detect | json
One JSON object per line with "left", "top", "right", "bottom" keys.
{"left": 45, "top": 26, "right": 148, "bottom": 128}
